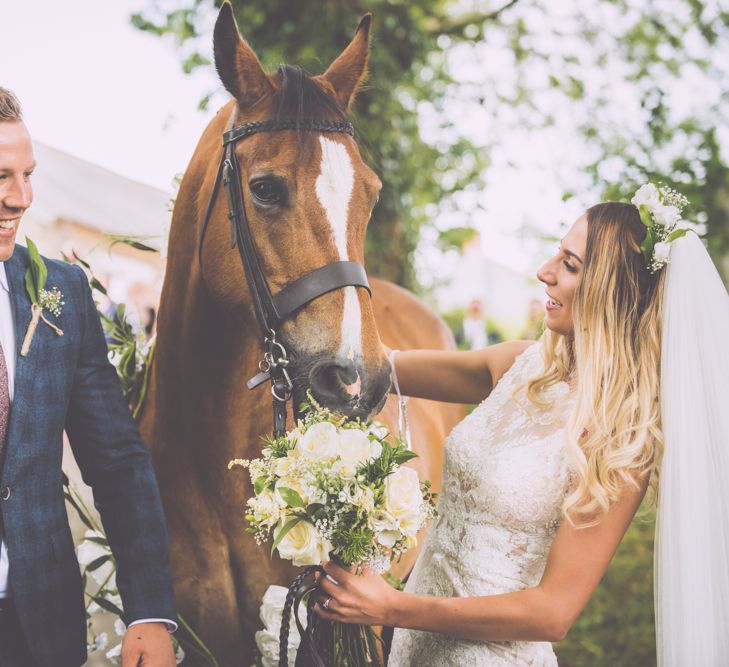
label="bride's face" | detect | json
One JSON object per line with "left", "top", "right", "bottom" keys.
{"left": 536, "top": 214, "right": 588, "bottom": 336}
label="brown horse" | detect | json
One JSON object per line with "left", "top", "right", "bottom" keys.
{"left": 139, "top": 5, "right": 463, "bottom": 665}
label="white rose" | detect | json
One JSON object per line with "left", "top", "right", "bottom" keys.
{"left": 337, "top": 429, "right": 375, "bottom": 464}
{"left": 653, "top": 241, "right": 671, "bottom": 264}
{"left": 368, "top": 422, "right": 389, "bottom": 439}
{"left": 651, "top": 203, "right": 681, "bottom": 227}
{"left": 332, "top": 459, "right": 358, "bottom": 480}
{"left": 631, "top": 183, "right": 660, "bottom": 209}
{"left": 385, "top": 467, "right": 424, "bottom": 525}
{"left": 114, "top": 618, "right": 126, "bottom": 637}
{"left": 93, "top": 632, "right": 109, "bottom": 652}
{"left": 375, "top": 530, "right": 401, "bottom": 548}
{"left": 274, "top": 456, "right": 295, "bottom": 477}
{"left": 276, "top": 520, "right": 331, "bottom": 566}
{"left": 296, "top": 422, "right": 338, "bottom": 460}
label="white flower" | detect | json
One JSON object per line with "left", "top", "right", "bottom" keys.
{"left": 93, "top": 632, "right": 109, "bottom": 652}
{"left": 274, "top": 456, "right": 296, "bottom": 477}
{"left": 276, "top": 520, "right": 331, "bottom": 566}
{"left": 651, "top": 203, "right": 681, "bottom": 227}
{"left": 76, "top": 531, "right": 115, "bottom": 588}
{"left": 287, "top": 427, "right": 302, "bottom": 444}
{"left": 296, "top": 422, "right": 338, "bottom": 460}
{"left": 114, "top": 618, "right": 126, "bottom": 637}
{"left": 368, "top": 422, "right": 388, "bottom": 440}
{"left": 631, "top": 183, "right": 661, "bottom": 209}
{"left": 375, "top": 529, "right": 401, "bottom": 548}
{"left": 174, "top": 641, "right": 186, "bottom": 664}
{"left": 255, "top": 628, "right": 299, "bottom": 667}
{"left": 385, "top": 467, "right": 425, "bottom": 527}
{"left": 249, "top": 489, "right": 281, "bottom": 526}
{"left": 653, "top": 241, "right": 672, "bottom": 264}
{"left": 337, "top": 429, "right": 377, "bottom": 464}
{"left": 332, "top": 459, "right": 358, "bottom": 480}
{"left": 259, "top": 585, "right": 307, "bottom": 633}
{"left": 105, "top": 642, "right": 122, "bottom": 665}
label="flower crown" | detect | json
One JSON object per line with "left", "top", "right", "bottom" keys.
{"left": 630, "top": 183, "right": 691, "bottom": 273}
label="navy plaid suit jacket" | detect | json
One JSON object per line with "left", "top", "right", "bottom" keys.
{"left": 0, "top": 245, "right": 176, "bottom": 666}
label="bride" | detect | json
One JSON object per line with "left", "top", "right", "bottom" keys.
{"left": 314, "top": 185, "right": 729, "bottom": 665}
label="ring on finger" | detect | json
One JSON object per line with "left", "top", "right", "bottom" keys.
{"left": 322, "top": 596, "right": 333, "bottom": 610}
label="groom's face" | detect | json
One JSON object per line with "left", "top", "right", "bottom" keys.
{"left": 0, "top": 120, "right": 34, "bottom": 261}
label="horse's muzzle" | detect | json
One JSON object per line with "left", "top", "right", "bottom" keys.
{"left": 306, "top": 356, "right": 390, "bottom": 420}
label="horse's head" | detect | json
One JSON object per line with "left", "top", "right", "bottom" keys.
{"left": 198, "top": 3, "right": 389, "bottom": 420}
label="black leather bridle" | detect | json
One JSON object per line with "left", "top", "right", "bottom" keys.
{"left": 199, "top": 108, "right": 372, "bottom": 436}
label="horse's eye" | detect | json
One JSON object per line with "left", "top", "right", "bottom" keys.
{"left": 250, "top": 179, "right": 283, "bottom": 205}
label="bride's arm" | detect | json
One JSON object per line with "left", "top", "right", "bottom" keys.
{"left": 315, "top": 476, "right": 648, "bottom": 642}
{"left": 388, "top": 340, "right": 534, "bottom": 405}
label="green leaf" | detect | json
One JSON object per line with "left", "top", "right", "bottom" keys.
{"left": 276, "top": 486, "right": 304, "bottom": 508}
{"left": 667, "top": 228, "right": 690, "bottom": 243}
{"left": 271, "top": 517, "right": 302, "bottom": 556}
{"left": 254, "top": 476, "right": 269, "bottom": 495}
{"left": 393, "top": 450, "right": 419, "bottom": 465}
{"left": 25, "top": 236, "right": 47, "bottom": 296}
{"left": 85, "top": 553, "right": 113, "bottom": 572}
{"left": 638, "top": 205, "right": 654, "bottom": 230}
{"left": 90, "top": 277, "right": 108, "bottom": 296}
{"left": 91, "top": 595, "right": 124, "bottom": 616}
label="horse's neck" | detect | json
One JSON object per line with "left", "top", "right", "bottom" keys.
{"left": 149, "top": 236, "right": 266, "bottom": 468}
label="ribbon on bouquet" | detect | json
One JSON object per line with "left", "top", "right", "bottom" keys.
{"left": 279, "top": 565, "right": 332, "bottom": 667}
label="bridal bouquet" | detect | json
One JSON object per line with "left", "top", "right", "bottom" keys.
{"left": 230, "top": 399, "right": 436, "bottom": 666}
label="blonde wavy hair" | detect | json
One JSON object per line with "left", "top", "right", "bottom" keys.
{"left": 528, "top": 202, "right": 665, "bottom": 527}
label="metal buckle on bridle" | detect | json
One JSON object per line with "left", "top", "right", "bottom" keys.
{"left": 265, "top": 331, "right": 293, "bottom": 402}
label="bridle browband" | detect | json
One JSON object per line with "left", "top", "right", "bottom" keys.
{"left": 198, "top": 108, "right": 372, "bottom": 436}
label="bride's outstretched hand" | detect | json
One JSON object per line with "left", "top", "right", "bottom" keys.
{"left": 314, "top": 560, "right": 400, "bottom": 627}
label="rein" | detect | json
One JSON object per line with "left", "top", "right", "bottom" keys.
{"left": 199, "top": 108, "right": 371, "bottom": 436}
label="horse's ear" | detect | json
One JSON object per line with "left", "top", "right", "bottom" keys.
{"left": 213, "top": 1, "right": 273, "bottom": 107}
{"left": 322, "top": 14, "right": 372, "bottom": 110}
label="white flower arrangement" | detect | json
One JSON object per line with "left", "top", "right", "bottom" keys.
{"left": 630, "top": 182, "right": 692, "bottom": 273}
{"left": 253, "top": 585, "right": 308, "bottom": 667}
{"left": 230, "top": 399, "right": 436, "bottom": 572}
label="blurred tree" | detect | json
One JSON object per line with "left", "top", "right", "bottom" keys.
{"left": 130, "top": 0, "right": 517, "bottom": 287}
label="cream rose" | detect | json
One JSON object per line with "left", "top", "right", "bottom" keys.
{"left": 631, "top": 183, "right": 660, "bottom": 209}
{"left": 385, "top": 467, "right": 424, "bottom": 526}
{"left": 338, "top": 429, "right": 379, "bottom": 464}
{"left": 259, "top": 584, "right": 307, "bottom": 634}
{"left": 296, "top": 422, "right": 338, "bottom": 460}
{"left": 332, "top": 459, "right": 358, "bottom": 480}
{"left": 276, "top": 520, "right": 331, "bottom": 566}
{"left": 255, "top": 629, "right": 299, "bottom": 667}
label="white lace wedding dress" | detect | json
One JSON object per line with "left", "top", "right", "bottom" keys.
{"left": 388, "top": 343, "right": 575, "bottom": 666}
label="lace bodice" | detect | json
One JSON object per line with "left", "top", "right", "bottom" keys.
{"left": 389, "top": 344, "right": 575, "bottom": 666}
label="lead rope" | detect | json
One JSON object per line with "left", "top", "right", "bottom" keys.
{"left": 388, "top": 349, "right": 412, "bottom": 450}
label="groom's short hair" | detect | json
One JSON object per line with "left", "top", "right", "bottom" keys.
{"left": 0, "top": 87, "right": 23, "bottom": 122}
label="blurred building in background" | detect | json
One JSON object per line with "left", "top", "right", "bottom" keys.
{"left": 22, "top": 141, "right": 170, "bottom": 332}
{"left": 435, "top": 233, "right": 544, "bottom": 337}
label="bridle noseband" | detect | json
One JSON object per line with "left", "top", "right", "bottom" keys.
{"left": 199, "top": 108, "right": 372, "bottom": 436}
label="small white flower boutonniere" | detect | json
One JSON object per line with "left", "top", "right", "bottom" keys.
{"left": 20, "top": 237, "right": 65, "bottom": 356}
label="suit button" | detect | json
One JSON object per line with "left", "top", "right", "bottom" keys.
{"left": 0, "top": 487, "right": 9, "bottom": 501}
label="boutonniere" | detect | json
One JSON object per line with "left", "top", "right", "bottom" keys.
{"left": 20, "top": 237, "right": 65, "bottom": 357}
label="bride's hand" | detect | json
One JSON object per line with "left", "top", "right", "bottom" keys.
{"left": 313, "top": 560, "right": 400, "bottom": 626}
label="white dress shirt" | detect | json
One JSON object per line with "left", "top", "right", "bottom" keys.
{"left": 0, "top": 262, "right": 175, "bottom": 631}
{"left": 0, "top": 262, "right": 15, "bottom": 598}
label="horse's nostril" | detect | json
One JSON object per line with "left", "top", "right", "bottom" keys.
{"left": 310, "top": 360, "right": 359, "bottom": 403}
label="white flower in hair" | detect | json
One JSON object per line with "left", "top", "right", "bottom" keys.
{"left": 631, "top": 183, "right": 661, "bottom": 209}
{"left": 631, "top": 182, "right": 692, "bottom": 273}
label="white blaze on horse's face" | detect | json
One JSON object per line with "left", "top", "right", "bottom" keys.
{"left": 315, "top": 136, "right": 363, "bottom": 395}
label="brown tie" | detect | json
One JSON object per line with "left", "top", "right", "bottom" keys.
{"left": 0, "top": 341, "right": 9, "bottom": 463}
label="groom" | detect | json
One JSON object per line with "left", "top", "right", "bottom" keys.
{"left": 0, "top": 88, "right": 176, "bottom": 665}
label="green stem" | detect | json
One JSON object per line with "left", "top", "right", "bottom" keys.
{"left": 177, "top": 613, "right": 220, "bottom": 667}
